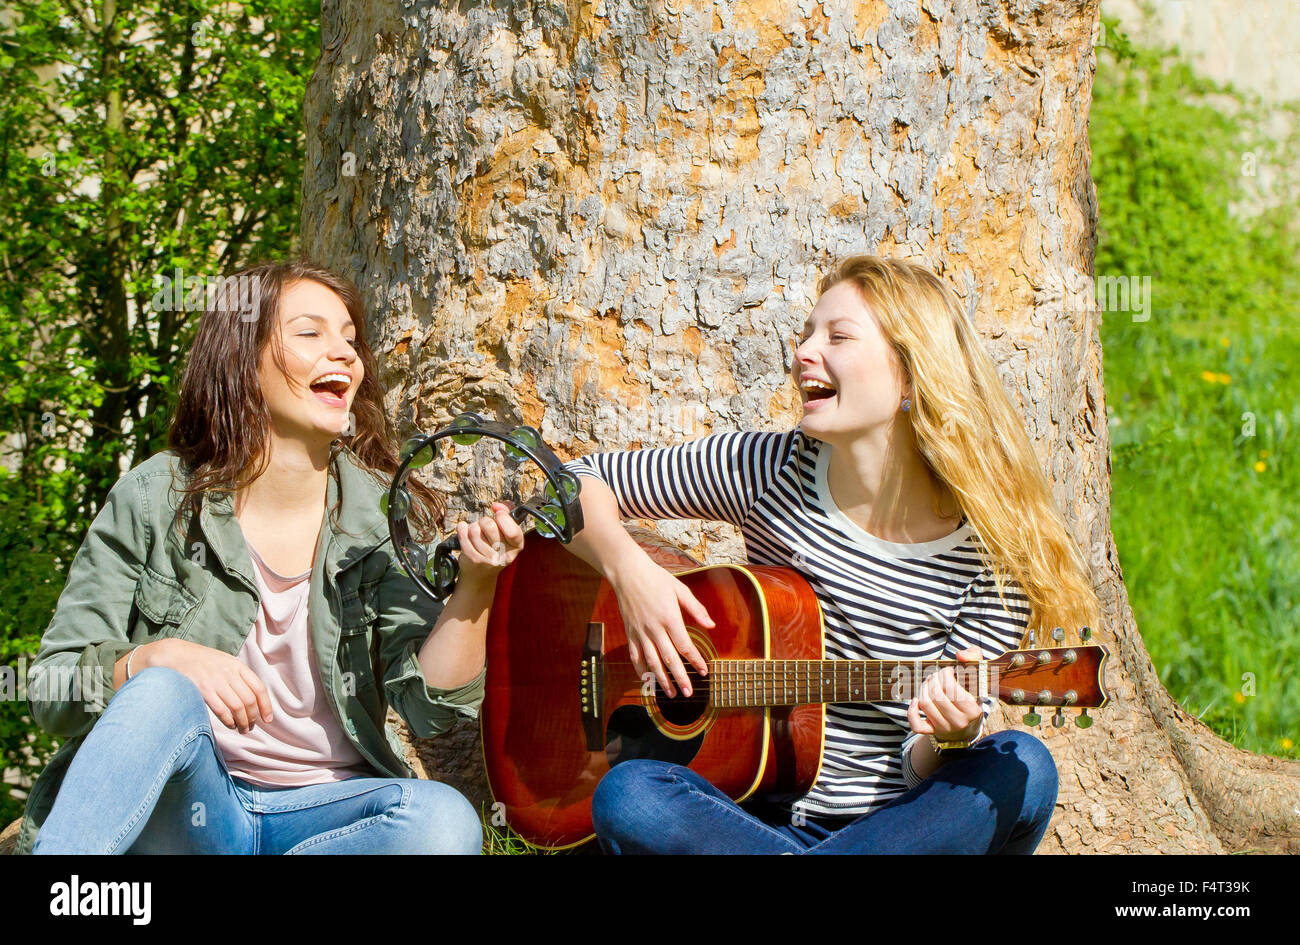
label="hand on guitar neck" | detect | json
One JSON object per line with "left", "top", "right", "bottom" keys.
{"left": 561, "top": 476, "right": 714, "bottom": 698}
{"left": 906, "top": 646, "right": 984, "bottom": 742}
{"left": 906, "top": 646, "right": 984, "bottom": 781}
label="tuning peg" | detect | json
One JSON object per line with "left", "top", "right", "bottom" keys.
{"left": 1080, "top": 626, "right": 1092, "bottom": 641}
{"left": 1052, "top": 708, "right": 1065, "bottom": 728}
{"left": 1052, "top": 627, "right": 1064, "bottom": 643}
{"left": 1075, "top": 708, "right": 1093, "bottom": 729}
{"left": 1023, "top": 710, "right": 1041, "bottom": 727}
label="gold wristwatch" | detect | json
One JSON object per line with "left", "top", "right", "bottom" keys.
{"left": 929, "top": 734, "right": 973, "bottom": 753}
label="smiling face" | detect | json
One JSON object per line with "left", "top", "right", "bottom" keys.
{"left": 258, "top": 278, "right": 363, "bottom": 447}
{"left": 793, "top": 280, "right": 910, "bottom": 443}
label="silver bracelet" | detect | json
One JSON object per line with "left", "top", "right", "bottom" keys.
{"left": 125, "top": 645, "right": 140, "bottom": 680}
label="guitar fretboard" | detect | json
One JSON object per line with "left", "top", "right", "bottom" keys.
{"left": 708, "top": 659, "right": 988, "bottom": 708}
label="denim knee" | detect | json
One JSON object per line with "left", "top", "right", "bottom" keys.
{"left": 989, "top": 729, "right": 1059, "bottom": 814}
{"left": 111, "top": 665, "right": 208, "bottom": 725}
{"left": 405, "top": 782, "right": 482, "bottom": 855}
{"left": 591, "top": 760, "right": 670, "bottom": 839}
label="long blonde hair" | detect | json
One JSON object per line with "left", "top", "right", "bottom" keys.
{"left": 818, "top": 256, "right": 1101, "bottom": 639}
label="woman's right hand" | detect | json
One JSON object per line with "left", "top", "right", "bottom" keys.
{"left": 135, "top": 638, "right": 273, "bottom": 733}
{"left": 609, "top": 552, "right": 715, "bottom": 699}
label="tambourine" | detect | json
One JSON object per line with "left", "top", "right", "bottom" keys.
{"left": 384, "top": 412, "right": 585, "bottom": 602}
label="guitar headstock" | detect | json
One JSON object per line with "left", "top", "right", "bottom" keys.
{"left": 989, "top": 631, "right": 1109, "bottom": 729}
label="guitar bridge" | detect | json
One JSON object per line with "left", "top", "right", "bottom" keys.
{"left": 580, "top": 622, "right": 604, "bottom": 751}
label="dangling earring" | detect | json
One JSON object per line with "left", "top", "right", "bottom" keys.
{"left": 901, "top": 396, "right": 912, "bottom": 413}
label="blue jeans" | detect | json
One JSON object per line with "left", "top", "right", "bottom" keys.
{"left": 591, "top": 730, "right": 1058, "bottom": 854}
{"left": 33, "top": 666, "right": 482, "bottom": 854}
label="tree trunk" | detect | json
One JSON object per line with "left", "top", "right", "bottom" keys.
{"left": 301, "top": 0, "right": 1300, "bottom": 853}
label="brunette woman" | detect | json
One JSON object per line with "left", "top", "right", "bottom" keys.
{"left": 19, "top": 261, "right": 522, "bottom": 854}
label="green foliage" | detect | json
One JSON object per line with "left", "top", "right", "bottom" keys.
{"left": 1093, "top": 13, "right": 1300, "bottom": 761}
{"left": 0, "top": 1, "right": 320, "bottom": 825}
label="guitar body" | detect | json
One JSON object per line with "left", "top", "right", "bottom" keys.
{"left": 481, "top": 534, "right": 826, "bottom": 849}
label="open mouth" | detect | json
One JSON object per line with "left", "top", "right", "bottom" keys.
{"left": 801, "top": 378, "right": 837, "bottom": 404}
{"left": 310, "top": 375, "right": 350, "bottom": 407}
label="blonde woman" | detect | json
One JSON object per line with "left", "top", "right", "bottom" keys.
{"left": 562, "top": 255, "right": 1100, "bottom": 854}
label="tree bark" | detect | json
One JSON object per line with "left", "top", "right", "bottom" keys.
{"left": 301, "top": 0, "right": 1300, "bottom": 853}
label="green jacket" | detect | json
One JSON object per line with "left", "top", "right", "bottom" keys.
{"left": 15, "top": 444, "right": 484, "bottom": 855}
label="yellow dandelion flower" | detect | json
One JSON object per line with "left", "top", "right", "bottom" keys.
{"left": 1219, "top": 337, "right": 1230, "bottom": 347}
{"left": 1217, "top": 373, "right": 1231, "bottom": 385}
{"left": 1283, "top": 738, "right": 1294, "bottom": 750}
{"left": 1200, "top": 370, "right": 1218, "bottom": 383}
{"left": 1254, "top": 461, "right": 1266, "bottom": 472}
{"left": 1244, "top": 356, "right": 1251, "bottom": 364}
{"left": 1234, "top": 691, "right": 1247, "bottom": 704}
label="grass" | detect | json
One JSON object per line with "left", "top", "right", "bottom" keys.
{"left": 1102, "top": 312, "right": 1300, "bottom": 763}
{"left": 479, "top": 805, "right": 576, "bottom": 855}
{"left": 1092, "top": 11, "right": 1300, "bottom": 765}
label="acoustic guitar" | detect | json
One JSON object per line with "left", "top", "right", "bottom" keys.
{"left": 482, "top": 532, "right": 1109, "bottom": 850}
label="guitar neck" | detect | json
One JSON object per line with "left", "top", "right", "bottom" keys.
{"left": 709, "top": 658, "right": 983, "bottom": 708}
{"left": 706, "top": 646, "right": 1108, "bottom": 710}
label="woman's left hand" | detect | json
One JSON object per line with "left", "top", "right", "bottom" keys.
{"left": 906, "top": 646, "right": 984, "bottom": 741}
{"left": 454, "top": 502, "right": 526, "bottom": 588}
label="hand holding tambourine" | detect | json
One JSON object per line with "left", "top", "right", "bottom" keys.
{"left": 384, "top": 413, "right": 585, "bottom": 601}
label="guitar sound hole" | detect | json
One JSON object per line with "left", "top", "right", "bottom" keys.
{"left": 653, "top": 665, "right": 710, "bottom": 727}
{"left": 605, "top": 705, "right": 703, "bottom": 768}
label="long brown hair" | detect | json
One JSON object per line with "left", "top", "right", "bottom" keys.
{"left": 166, "top": 260, "right": 444, "bottom": 543}
{"left": 818, "top": 256, "right": 1101, "bottom": 638}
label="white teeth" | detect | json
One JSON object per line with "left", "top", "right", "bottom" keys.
{"left": 801, "top": 379, "right": 835, "bottom": 393}
{"left": 313, "top": 373, "right": 351, "bottom": 386}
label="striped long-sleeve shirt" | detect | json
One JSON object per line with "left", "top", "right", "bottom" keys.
{"left": 564, "top": 428, "right": 1031, "bottom": 818}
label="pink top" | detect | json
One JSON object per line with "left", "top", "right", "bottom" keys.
{"left": 208, "top": 537, "right": 371, "bottom": 786}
